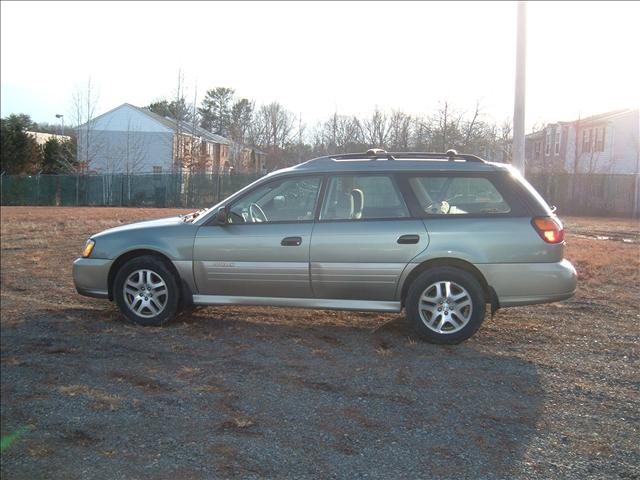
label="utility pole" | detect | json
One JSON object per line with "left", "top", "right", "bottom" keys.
{"left": 512, "top": 1, "right": 527, "bottom": 174}
{"left": 298, "top": 112, "right": 302, "bottom": 165}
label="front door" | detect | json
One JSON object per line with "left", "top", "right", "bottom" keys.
{"left": 310, "top": 174, "right": 428, "bottom": 301}
{"left": 194, "top": 175, "right": 322, "bottom": 298}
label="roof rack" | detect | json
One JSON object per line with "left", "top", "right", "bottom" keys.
{"left": 329, "top": 149, "right": 485, "bottom": 163}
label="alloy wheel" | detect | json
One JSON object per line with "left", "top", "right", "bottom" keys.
{"left": 123, "top": 269, "right": 169, "bottom": 318}
{"left": 418, "top": 281, "right": 473, "bottom": 334}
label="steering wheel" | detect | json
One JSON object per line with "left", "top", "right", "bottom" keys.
{"left": 249, "top": 203, "right": 268, "bottom": 223}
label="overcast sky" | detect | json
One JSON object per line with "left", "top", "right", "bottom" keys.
{"left": 1, "top": 1, "right": 638, "bottom": 131}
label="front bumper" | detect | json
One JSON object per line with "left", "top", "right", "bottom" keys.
{"left": 73, "top": 257, "right": 112, "bottom": 299}
{"left": 477, "top": 259, "right": 577, "bottom": 307}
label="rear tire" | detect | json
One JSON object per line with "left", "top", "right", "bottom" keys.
{"left": 406, "top": 267, "right": 486, "bottom": 344}
{"left": 114, "top": 255, "right": 180, "bottom": 326}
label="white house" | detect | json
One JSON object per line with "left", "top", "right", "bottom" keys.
{"left": 76, "top": 103, "right": 233, "bottom": 174}
{"left": 525, "top": 109, "right": 640, "bottom": 174}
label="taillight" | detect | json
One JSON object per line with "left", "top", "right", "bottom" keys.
{"left": 531, "top": 216, "right": 564, "bottom": 243}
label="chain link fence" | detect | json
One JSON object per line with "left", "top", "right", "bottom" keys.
{"left": 526, "top": 173, "right": 640, "bottom": 217}
{"left": 1, "top": 171, "right": 638, "bottom": 217}
{"left": 0, "top": 173, "right": 261, "bottom": 208}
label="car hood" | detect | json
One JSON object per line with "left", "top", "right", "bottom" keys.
{"left": 93, "top": 216, "right": 185, "bottom": 238}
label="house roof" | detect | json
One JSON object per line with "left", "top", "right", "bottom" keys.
{"left": 129, "top": 104, "right": 231, "bottom": 145}
{"left": 78, "top": 103, "right": 231, "bottom": 145}
{"left": 526, "top": 109, "right": 638, "bottom": 138}
{"left": 566, "top": 109, "right": 637, "bottom": 126}
{"left": 26, "top": 131, "right": 72, "bottom": 145}
{"left": 525, "top": 130, "right": 544, "bottom": 139}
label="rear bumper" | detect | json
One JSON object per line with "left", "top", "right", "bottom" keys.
{"left": 73, "top": 258, "right": 112, "bottom": 299}
{"left": 477, "top": 259, "right": 577, "bottom": 307}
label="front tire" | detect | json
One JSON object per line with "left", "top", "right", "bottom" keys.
{"left": 406, "top": 267, "right": 486, "bottom": 344}
{"left": 114, "top": 256, "right": 180, "bottom": 326}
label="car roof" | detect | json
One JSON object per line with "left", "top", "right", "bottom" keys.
{"left": 285, "top": 150, "right": 510, "bottom": 174}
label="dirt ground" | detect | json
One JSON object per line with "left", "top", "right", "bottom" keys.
{"left": 1, "top": 206, "right": 639, "bottom": 479}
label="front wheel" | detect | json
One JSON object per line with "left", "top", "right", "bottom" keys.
{"left": 405, "top": 267, "right": 486, "bottom": 344}
{"left": 114, "top": 256, "right": 180, "bottom": 326}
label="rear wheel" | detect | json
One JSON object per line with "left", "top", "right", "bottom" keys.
{"left": 114, "top": 256, "right": 179, "bottom": 326}
{"left": 406, "top": 267, "right": 486, "bottom": 344}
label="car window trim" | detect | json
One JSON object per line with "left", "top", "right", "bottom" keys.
{"left": 317, "top": 172, "right": 411, "bottom": 223}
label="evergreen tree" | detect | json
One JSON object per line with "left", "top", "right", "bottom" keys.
{"left": 0, "top": 114, "right": 41, "bottom": 174}
{"left": 229, "top": 98, "right": 254, "bottom": 143}
{"left": 199, "top": 87, "right": 235, "bottom": 135}
{"left": 146, "top": 98, "right": 192, "bottom": 122}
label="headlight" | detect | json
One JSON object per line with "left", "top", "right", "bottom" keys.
{"left": 82, "top": 239, "right": 95, "bottom": 258}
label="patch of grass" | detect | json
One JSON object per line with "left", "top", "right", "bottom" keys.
{"left": 28, "top": 444, "right": 54, "bottom": 458}
{"left": 58, "top": 384, "right": 121, "bottom": 410}
{"left": 217, "top": 416, "right": 261, "bottom": 437}
{"left": 375, "top": 341, "right": 393, "bottom": 356}
{"left": 177, "top": 366, "right": 201, "bottom": 377}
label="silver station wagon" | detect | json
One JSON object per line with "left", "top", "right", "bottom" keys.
{"left": 74, "top": 150, "right": 577, "bottom": 344}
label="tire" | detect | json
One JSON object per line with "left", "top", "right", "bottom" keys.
{"left": 405, "top": 266, "right": 486, "bottom": 344}
{"left": 113, "top": 255, "right": 180, "bottom": 326}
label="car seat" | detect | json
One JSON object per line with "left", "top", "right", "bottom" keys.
{"left": 350, "top": 188, "right": 364, "bottom": 219}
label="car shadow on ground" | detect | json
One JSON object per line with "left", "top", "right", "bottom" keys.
{"left": 2, "top": 305, "right": 543, "bottom": 479}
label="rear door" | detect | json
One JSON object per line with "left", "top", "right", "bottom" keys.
{"left": 400, "top": 172, "right": 551, "bottom": 263}
{"left": 310, "top": 174, "right": 428, "bottom": 301}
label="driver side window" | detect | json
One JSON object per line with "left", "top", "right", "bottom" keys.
{"left": 228, "top": 176, "right": 322, "bottom": 224}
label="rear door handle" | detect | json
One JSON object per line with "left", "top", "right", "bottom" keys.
{"left": 397, "top": 234, "right": 420, "bottom": 244}
{"left": 281, "top": 236, "right": 302, "bottom": 246}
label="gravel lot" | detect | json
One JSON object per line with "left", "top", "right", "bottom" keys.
{"left": 1, "top": 207, "right": 639, "bottom": 479}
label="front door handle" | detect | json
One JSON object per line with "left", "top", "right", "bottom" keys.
{"left": 397, "top": 234, "right": 420, "bottom": 244}
{"left": 281, "top": 236, "right": 302, "bottom": 246}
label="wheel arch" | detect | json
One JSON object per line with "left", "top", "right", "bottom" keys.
{"left": 107, "top": 249, "right": 192, "bottom": 307}
{"left": 400, "top": 257, "right": 499, "bottom": 311}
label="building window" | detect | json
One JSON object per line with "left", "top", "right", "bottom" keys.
{"left": 545, "top": 130, "right": 551, "bottom": 156}
{"left": 554, "top": 128, "right": 561, "bottom": 155}
{"left": 153, "top": 166, "right": 162, "bottom": 174}
{"left": 534, "top": 141, "right": 541, "bottom": 160}
{"left": 200, "top": 142, "right": 208, "bottom": 155}
{"left": 582, "top": 129, "right": 591, "bottom": 153}
{"left": 595, "top": 126, "right": 605, "bottom": 152}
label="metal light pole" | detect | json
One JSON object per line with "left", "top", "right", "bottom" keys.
{"left": 56, "top": 114, "right": 64, "bottom": 136}
{"left": 512, "top": 1, "right": 527, "bottom": 174}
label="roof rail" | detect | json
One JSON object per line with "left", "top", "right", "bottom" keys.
{"left": 329, "top": 150, "right": 486, "bottom": 163}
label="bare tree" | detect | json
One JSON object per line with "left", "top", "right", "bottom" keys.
{"left": 70, "top": 77, "right": 100, "bottom": 172}
{"left": 252, "top": 102, "right": 295, "bottom": 168}
{"left": 497, "top": 118, "right": 513, "bottom": 163}
{"left": 70, "top": 77, "right": 100, "bottom": 204}
{"left": 388, "top": 110, "right": 412, "bottom": 150}
{"left": 411, "top": 116, "right": 432, "bottom": 151}
{"left": 172, "top": 69, "right": 187, "bottom": 173}
{"left": 121, "top": 119, "right": 150, "bottom": 202}
{"left": 461, "top": 101, "right": 481, "bottom": 151}
{"left": 360, "top": 107, "right": 390, "bottom": 147}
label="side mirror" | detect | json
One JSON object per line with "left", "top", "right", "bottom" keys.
{"left": 216, "top": 206, "right": 229, "bottom": 225}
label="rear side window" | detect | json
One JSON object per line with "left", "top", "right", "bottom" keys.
{"left": 409, "top": 176, "right": 511, "bottom": 215}
{"left": 321, "top": 175, "right": 409, "bottom": 220}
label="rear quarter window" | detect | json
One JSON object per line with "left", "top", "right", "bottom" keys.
{"left": 407, "top": 175, "right": 512, "bottom": 216}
